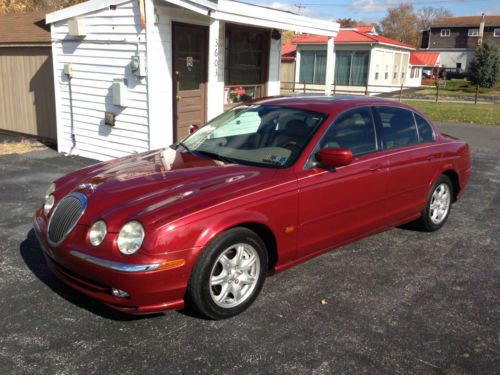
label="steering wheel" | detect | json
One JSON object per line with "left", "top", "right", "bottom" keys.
{"left": 284, "top": 141, "right": 302, "bottom": 155}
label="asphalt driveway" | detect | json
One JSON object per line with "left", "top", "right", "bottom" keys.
{"left": 0, "top": 123, "right": 499, "bottom": 374}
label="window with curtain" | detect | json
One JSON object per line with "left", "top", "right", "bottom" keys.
{"left": 335, "top": 51, "right": 369, "bottom": 86}
{"left": 299, "top": 51, "right": 327, "bottom": 84}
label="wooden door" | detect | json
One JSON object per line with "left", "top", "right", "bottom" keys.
{"left": 172, "top": 23, "right": 208, "bottom": 141}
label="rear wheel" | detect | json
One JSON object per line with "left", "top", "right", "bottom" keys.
{"left": 419, "top": 175, "right": 453, "bottom": 232}
{"left": 186, "top": 227, "right": 268, "bottom": 319}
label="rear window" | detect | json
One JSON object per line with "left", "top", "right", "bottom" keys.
{"left": 414, "top": 113, "right": 435, "bottom": 143}
{"left": 375, "top": 107, "right": 418, "bottom": 150}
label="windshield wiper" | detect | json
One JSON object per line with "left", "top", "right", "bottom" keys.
{"left": 174, "top": 141, "right": 192, "bottom": 153}
{"left": 194, "top": 150, "right": 237, "bottom": 164}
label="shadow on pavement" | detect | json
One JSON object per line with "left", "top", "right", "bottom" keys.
{"left": 20, "top": 229, "right": 162, "bottom": 321}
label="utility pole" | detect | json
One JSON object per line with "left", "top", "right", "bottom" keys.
{"left": 294, "top": 3, "right": 306, "bottom": 14}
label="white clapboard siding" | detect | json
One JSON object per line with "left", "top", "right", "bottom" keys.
{"left": 146, "top": 2, "right": 209, "bottom": 150}
{"left": 52, "top": 0, "right": 149, "bottom": 161}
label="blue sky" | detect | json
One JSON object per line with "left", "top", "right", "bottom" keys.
{"left": 248, "top": 0, "right": 500, "bottom": 24}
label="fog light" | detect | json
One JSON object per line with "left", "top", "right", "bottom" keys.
{"left": 111, "top": 288, "right": 130, "bottom": 298}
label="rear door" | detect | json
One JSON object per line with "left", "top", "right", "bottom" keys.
{"left": 373, "top": 106, "right": 441, "bottom": 223}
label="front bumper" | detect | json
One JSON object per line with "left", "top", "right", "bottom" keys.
{"left": 33, "top": 209, "right": 199, "bottom": 314}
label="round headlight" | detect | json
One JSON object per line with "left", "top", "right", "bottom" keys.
{"left": 44, "top": 194, "right": 55, "bottom": 216}
{"left": 89, "top": 220, "right": 107, "bottom": 247}
{"left": 117, "top": 221, "right": 144, "bottom": 255}
{"left": 45, "top": 183, "right": 55, "bottom": 200}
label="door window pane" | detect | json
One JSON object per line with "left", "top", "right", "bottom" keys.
{"left": 320, "top": 107, "right": 377, "bottom": 156}
{"left": 376, "top": 107, "right": 418, "bottom": 149}
{"left": 414, "top": 113, "right": 435, "bottom": 143}
{"left": 176, "top": 29, "right": 204, "bottom": 91}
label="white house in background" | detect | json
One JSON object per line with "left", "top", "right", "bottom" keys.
{"left": 46, "top": 0, "right": 339, "bottom": 161}
{"left": 407, "top": 51, "right": 440, "bottom": 87}
{"left": 292, "top": 27, "right": 416, "bottom": 93}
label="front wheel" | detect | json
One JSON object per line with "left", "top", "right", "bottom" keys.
{"left": 186, "top": 227, "right": 268, "bottom": 319}
{"left": 419, "top": 175, "right": 454, "bottom": 232}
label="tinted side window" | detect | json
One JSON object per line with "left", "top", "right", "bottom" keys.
{"left": 376, "top": 107, "right": 418, "bottom": 150}
{"left": 414, "top": 113, "right": 435, "bottom": 143}
{"left": 320, "top": 107, "right": 377, "bottom": 156}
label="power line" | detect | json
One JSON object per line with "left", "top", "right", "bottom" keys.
{"left": 295, "top": 0, "right": 489, "bottom": 6}
{"left": 294, "top": 3, "right": 307, "bottom": 14}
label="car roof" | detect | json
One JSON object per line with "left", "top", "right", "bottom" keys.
{"left": 250, "top": 95, "right": 412, "bottom": 115}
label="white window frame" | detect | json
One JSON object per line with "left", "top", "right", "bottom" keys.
{"left": 440, "top": 29, "right": 450, "bottom": 37}
{"left": 468, "top": 28, "right": 480, "bottom": 37}
{"left": 494, "top": 28, "right": 500, "bottom": 37}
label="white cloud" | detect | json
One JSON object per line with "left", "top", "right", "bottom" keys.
{"left": 348, "top": 0, "right": 402, "bottom": 13}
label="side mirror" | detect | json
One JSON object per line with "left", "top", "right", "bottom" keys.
{"left": 189, "top": 124, "right": 200, "bottom": 134}
{"left": 317, "top": 147, "right": 353, "bottom": 169}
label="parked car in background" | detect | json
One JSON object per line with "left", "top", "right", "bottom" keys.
{"left": 422, "top": 68, "right": 437, "bottom": 79}
{"left": 438, "top": 67, "right": 468, "bottom": 80}
{"left": 33, "top": 96, "right": 471, "bottom": 319}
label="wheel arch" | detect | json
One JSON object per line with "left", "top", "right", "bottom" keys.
{"left": 441, "top": 169, "right": 460, "bottom": 202}
{"left": 193, "top": 213, "right": 279, "bottom": 273}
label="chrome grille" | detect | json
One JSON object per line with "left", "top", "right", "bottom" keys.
{"left": 47, "top": 193, "right": 87, "bottom": 246}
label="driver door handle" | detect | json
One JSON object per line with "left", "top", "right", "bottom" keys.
{"left": 369, "top": 164, "right": 383, "bottom": 172}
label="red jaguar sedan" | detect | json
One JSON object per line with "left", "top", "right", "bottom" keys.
{"left": 33, "top": 96, "right": 471, "bottom": 319}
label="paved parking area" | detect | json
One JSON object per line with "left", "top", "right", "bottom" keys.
{"left": 0, "top": 123, "right": 499, "bottom": 374}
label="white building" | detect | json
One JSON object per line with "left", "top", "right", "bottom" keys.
{"left": 46, "top": 0, "right": 339, "bottom": 161}
{"left": 291, "top": 27, "right": 416, "bottom": 94}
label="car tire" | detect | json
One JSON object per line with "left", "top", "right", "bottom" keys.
{"left": 186, "top": 227, "right": 268, "bottom": 320}
{"left": 419, "top": 175, "right": 454, "bottom": 232}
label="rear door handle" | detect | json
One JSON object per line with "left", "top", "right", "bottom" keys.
{"left": 369, "top": 164, "right": 383, "bottom": 172}
{"left": 427, "top": 154, "right": 438, "bottom": 161}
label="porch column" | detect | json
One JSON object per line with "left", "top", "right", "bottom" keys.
{"left": 324, "top": 36, "right": 335, "bottom": 95}
{"left": 207, "top": 19, "right": 225, "bottom": 121}
{"left": 267, "top": 33, "right": 281, "bottom": 96}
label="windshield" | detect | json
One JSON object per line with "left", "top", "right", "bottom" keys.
{"left": 178, "top": 105, "right": 326, "bottom": 168}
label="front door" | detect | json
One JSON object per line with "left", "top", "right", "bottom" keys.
{"left": 296, "top": 107, "right": 389, "bottom": 257}
{"left": 172, "top": 23, "right": 207, "bottom": 141}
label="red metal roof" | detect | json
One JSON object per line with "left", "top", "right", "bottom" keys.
{"left": 410, "top": 51, "right": 440, "bottom": 66}
{"left": 355, "top": 25, "right": 376, "bottom": 33}
{"left": 291, "top": 29, "right": 415, "bottom": 50}
{"left": 281, "top": 43, "right": 297, "bottom": 62}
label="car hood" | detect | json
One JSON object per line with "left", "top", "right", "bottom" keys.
{"left": 56, "top": 148, "right": 277, "bottom": 231}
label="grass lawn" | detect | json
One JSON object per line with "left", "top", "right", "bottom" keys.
{"left": 416, "top": 81, "right": 500, "bottom": 97}
{"left": 403, "top": 100, "right": 500, "bottom": 125}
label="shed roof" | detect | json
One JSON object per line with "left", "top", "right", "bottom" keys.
{"left": 0, "top": 11, "right": 51, "bottom": 45}
{"left": 431, "top": 16, "right": 500, "bottom": 28}
{"left": 410, "top": 51, "right": 440, "bottom": 66}
{"left": 292, "top": 29, "right": 415, "bottom": 50}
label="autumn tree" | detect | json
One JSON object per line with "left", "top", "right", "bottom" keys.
{"left": 336, "top": 18, "right": 358, "bottom": 28}
{"left": 0, "top": 0, "right": 84, "bottom": 14}
{"left": 282, "top": 30, "right": 299, "bottom": 45}
{"left": 380, "top": 3, "right": 419, "bottom": 47}
{"left": 417, "top": 7, "right": 453, "bottom": 31}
